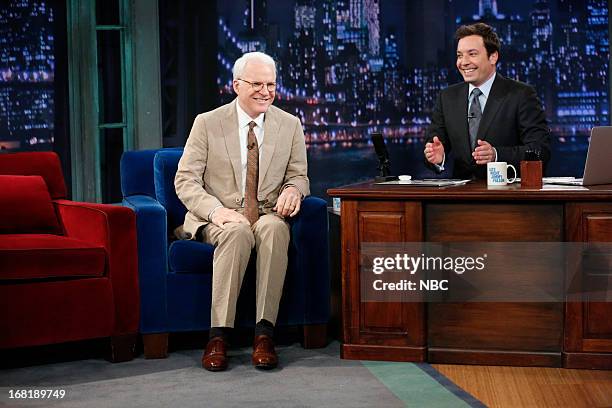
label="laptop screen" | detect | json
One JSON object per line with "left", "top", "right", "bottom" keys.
{"left": 582, "top": 127, "right": 612, "bottom": 186}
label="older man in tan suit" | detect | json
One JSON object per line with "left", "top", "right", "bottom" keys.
{"left": 175, "top": 52, "right": 309, "bottom": 371}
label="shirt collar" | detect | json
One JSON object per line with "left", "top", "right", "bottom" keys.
{"left": 236, "top": 100, "right": 265, "bottom": 129}
{"left": 468, "top": 72, "right": 496, "bottom": 99}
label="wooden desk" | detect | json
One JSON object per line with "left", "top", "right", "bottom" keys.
{"left": 327, "top": 181, "right": 612, "bottom": 369}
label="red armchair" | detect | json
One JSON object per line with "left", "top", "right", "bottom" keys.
{"left": 0, "top": 152, "right": 139, "bottom": 362}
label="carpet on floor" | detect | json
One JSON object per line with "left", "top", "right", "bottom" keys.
{"left": 0, "top": 341, "right": 484, "bottom": 408}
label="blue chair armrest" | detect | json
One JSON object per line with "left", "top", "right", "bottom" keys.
{"left": 123, "top": 195, "right": 170, "bottom": 333}
{"left": 288, "top": 196, "right": 330, "bottom": 323}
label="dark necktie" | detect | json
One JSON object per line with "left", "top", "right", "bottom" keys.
{"left": 468, "top": 88, "right": 483, "bottom": 151}
{"left": 244, "top": 121, "right": 259, "bottom": 225}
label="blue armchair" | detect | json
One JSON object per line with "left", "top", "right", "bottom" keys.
{"left": 120, "top": 148, "right": 330, "bottom": 358}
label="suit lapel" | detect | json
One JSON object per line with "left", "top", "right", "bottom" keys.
{"left": 450, "top": 83, "right": 471, "bottom": 158}
{"left": 219, "top": 100, "right": 243, "bottom": 192}
{"left": 477, "top": 75, "right": 508, "bottom": 141}
{"left": 259, "top": 107, "right": 280, "bottom": 190}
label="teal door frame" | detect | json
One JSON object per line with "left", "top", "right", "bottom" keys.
{"left": 67, "top": 0, "right": 162, "bottom": 202}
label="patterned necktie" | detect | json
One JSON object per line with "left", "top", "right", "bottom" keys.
{"left": 244, "top": 121, "right": 259, "bottom": 225}
{"left": 468, "top": 88, "right": 483, "bottom": 151}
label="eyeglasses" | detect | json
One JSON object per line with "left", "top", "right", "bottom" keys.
{"left": 237, "top": 78, "right": 277, "bottom": 92}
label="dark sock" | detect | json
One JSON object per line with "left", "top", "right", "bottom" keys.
{"left": 254, "top": 319, "right": 274, "bottom": 338}
{"left": 209, "top": 327, "right": 230, "bottom": 341}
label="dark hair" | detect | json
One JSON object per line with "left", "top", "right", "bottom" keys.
{"left": 455, "top": 23, "right": 501, "bottom": 57}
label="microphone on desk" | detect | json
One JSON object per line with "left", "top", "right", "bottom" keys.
{"left": 371, "top": 132, "right": 398, "bottom": 182}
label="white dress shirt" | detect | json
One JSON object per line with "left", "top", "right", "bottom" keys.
{"left": 468, "top": 72, "right": 496, "bottom": 114}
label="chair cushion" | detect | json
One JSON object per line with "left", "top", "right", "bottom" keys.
{"left": 168, "top": 240, "right": 214, "bottom": 274}
{"left": 0, "top": 175, "right": 61, "bottom": 234}
{"left": 0, "top": 234, "right": 106, "bottom": 280}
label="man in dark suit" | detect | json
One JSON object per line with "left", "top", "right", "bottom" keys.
{"left": 424, "top": 23, "right": 550, "bottom": 179}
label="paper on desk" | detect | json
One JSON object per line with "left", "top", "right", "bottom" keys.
{"left": 541, "top": 184, "right": 589, "bottom": 191}
{"left": 543, "top": 177, "right": 579, "bottom": 183}
{"left": 379, "top": 179, "right": 471, "bottom": 187}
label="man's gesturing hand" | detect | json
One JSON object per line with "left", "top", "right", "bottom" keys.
{"left": 424, "top": 136, "right": 445, "bottom": 165}
{"left": 472, "top": 140, "right": 496, "bottom": 165}
{"left": 211, "top": 207, "right": 251, "bottom": 229}
{"left": 274, "top": 186, "right": 301, "bottom": 217}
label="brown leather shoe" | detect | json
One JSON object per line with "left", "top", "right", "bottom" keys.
{"left": 252, "top": 334, "right": 278, "bottom": 369}
{"left": 202, "top": 336, "right": 228, "bottom": 371}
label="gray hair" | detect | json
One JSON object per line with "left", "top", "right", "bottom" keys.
{"left": 232, "top": 52, "right": 277, "bottom": 80}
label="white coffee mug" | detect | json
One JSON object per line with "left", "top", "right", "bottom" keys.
{"left": 487, "top": 162, "right": 517, "bottom": 186}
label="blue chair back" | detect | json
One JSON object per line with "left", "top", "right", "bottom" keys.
{"left": 120, "top": 149, "right": 160, "bottom": 198}
{"left": 154, "top": 149, "right": 188, "bottom": 233}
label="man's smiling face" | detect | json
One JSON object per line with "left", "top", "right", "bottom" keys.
{"left": 233, "top": 60, "right": 276, "bottom": 119}
{"left": 456, "top": 34, "right": 498, "bottom": 87}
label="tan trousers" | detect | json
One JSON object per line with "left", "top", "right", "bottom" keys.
{"left": 200, "top": 214, "right": 290, "bottom": 328}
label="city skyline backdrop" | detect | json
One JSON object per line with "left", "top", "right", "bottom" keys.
{"left": 217, "top": 0, "right": 609, "bottom": 141}
{"left": 0, "top": 1, "right": 55, "bottom": 151}
{"left": 216, "top": 0, "right": 609, "bottom": 196}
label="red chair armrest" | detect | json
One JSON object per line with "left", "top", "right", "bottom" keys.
{"left": 55, "top": 200, "right": 139, "bottom": 335}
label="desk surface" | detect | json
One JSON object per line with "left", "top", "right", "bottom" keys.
{"left": 327, "top": 180, "right": 612, "bottom": 201}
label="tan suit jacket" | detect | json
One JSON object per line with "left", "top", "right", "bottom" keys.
{"left": 175, "top": 99, "right": 310, "bottom": 238}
